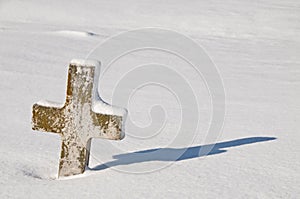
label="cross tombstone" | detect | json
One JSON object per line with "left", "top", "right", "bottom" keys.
{"left": 32, "top": 59, "right": 125, "bottom": 177}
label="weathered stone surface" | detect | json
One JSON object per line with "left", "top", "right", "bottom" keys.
{"left": 32, "top": 61, "right": 124, "bottom": 177}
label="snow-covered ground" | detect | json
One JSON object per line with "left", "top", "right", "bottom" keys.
{"left": 0, "top": 0, "right": 299, "bottom": 198}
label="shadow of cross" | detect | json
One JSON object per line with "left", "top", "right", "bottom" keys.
{"left": 32, "top": 60, "right": 125, "bottom": 178}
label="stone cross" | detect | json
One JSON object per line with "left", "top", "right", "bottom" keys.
{"left": 32, "top": 60, "right": 125, "bottom": 177}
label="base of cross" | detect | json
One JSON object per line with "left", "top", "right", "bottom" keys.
{"left": 32, "top": 59, "right": 126, "bottom": 178}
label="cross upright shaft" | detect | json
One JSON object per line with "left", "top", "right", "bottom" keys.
{"left": 32, "top": 60, "right": 125, "bottom": 177}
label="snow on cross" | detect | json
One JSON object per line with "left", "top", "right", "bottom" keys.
{"left": 32, "top": 59, "right": 125, "bottom": 178}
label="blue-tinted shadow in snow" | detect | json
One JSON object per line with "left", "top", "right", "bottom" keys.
{"left": 91, "top": 137, "right": 276, "bottom": 171}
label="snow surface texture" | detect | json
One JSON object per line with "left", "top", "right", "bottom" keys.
{"left": 0, "top": 0, "right": 299, "bottom": 198}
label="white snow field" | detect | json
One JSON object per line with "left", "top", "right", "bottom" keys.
{"left": 0, "top": 0, "right": 299, "bottom": 198}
